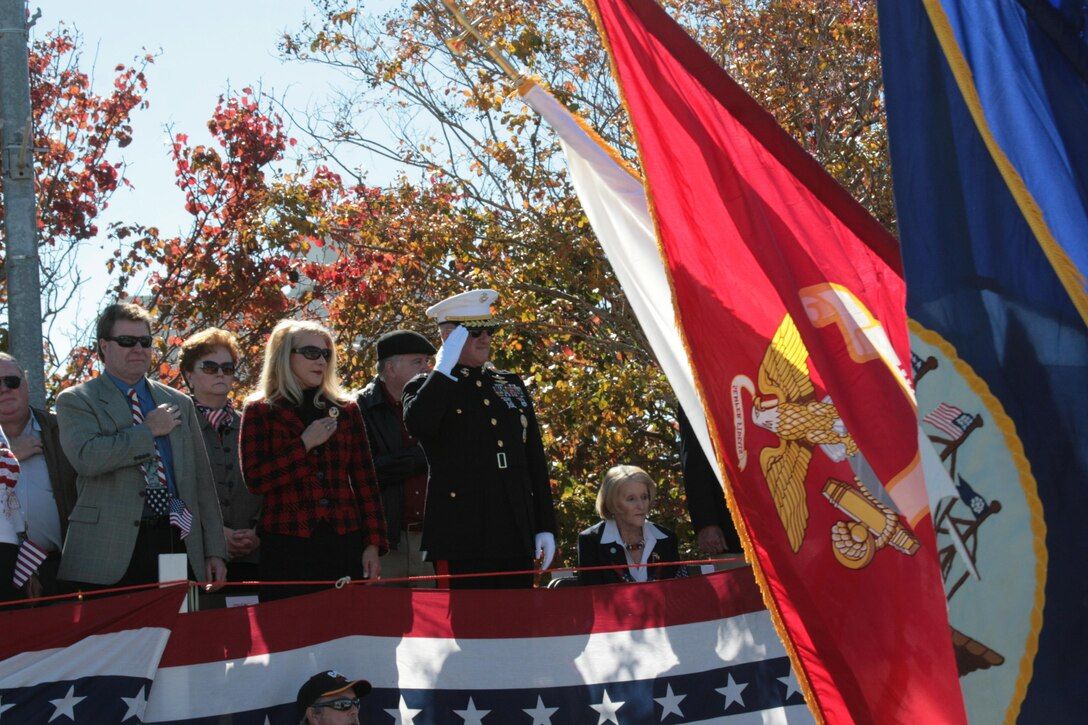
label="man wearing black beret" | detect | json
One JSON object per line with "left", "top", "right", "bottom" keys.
{"left": 357, "top": 330, "right": 436, "bottom": 585}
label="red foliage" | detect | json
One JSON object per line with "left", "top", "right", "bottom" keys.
{"left": 18, "top": 28, "right": 151, "bottom": 246}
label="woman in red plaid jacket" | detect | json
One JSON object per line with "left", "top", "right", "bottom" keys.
{"left": 240, "top": 320, "right": 387, "bottom": 600}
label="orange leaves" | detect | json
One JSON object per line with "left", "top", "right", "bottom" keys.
{"left": 27, "top": 26, "right": 154, "bottom": 252}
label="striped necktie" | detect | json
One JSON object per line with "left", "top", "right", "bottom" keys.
{"left": 128, "top": 389, "right": 172, "bottom": 518}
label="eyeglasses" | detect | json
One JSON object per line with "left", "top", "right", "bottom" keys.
{"left": 292, "top": 346, "right": 332, "bottom": 361}
{"left": 312, "top": 697, "right": 360, "bottom": 712}
{"left": 103, "top": 335, "right": 153, "bottom": 349}
{"left": 467, "top": 326, "right": 500, "bottom": 338}
{"left": 0, "top": 376, "right": 22, "bottom": 390}
{"left": 198, "top": 361, "right": 237, "bottom": 376}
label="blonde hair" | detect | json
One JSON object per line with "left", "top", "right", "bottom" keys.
{"left": 250, "top": 319, "right": 348, "bottom": 407}
{"left": 596, "top": 465, "right": 657, "bottom": 519}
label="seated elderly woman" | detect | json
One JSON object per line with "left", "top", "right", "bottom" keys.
{"left": 577, "top": 465, "right": 686, "bottom": 585}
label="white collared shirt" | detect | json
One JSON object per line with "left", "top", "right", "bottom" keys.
{"left": 13, "top": 412, "right": 61, "bottom": 552}
{"left": 600, "top": 518, "right": 669, "bottom": 583}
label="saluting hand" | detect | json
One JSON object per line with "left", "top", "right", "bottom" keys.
{"left": 144, "top": 403, "right": 182, "bottom": 437}
{"left": 301, "top": 417, "right": 337, "bottom": 451}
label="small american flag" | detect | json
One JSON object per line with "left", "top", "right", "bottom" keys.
{"left": 169, "top": 497, "right": 192, "bottom": 540}
{"left": 12, "top": 538, "right": 47, "bottom": 587}
{"left": 923, "top": 403, "right": 974, "bottom": 440}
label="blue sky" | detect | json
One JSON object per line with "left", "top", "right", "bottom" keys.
{"left": 34, "top": 1, "right": 400, "bottom": 358}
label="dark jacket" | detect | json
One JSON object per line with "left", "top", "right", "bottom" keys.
{"left": 357, "top": 377, "right": 428, "bottom": 544}
{"left": 31, "top": 407, "right": 79, "bottom": 541}
{"left": 194, "top": 403, "right": 262, "bottom": 564}
{"left": 576, "top": 520, "right": 685, "bottom": 586}
{"left": 678, "top": 408, "right": 740, "bottom": 551}
{"left": 402, "top": 364, "right": 556, "bottom": 561}
{"left": 239, "top": 398, "right": 387, "bottom": 553}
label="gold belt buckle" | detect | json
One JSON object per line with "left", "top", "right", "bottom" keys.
{"left": 497, "top": 452, "right": 508, "bottom": 469}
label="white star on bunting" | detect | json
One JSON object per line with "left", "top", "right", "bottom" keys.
{"left": 0, "top": 695, "right": 16, "bottom": 716}
{"left": 384, "top": 695, "right": 422, "bottom": 724}
{"left": 523, "top": 695, "right": 559, "bottom": 725}
{"left": 453, "top": 697, "right": 490, "bottom": 723}
{"left": 654, "top": 683, "right": 685, "bottom": 720}
{"left": 589, "top": 689, "right": 625, "bottom": 725}
{"left": 779, "top": 668, "right": 803, "bottom": 700}
{"left": 48, "top": 685, "right": 86, "bottom": 722}
{"left": 120, "top": 686, "right": 147, "bottom": 722}
{"left": 716, "top": 673, "right": 748, "bottom": 711}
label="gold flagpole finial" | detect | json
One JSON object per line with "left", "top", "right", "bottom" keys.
{"left": 439, "top": 0, "right": 523, "bottom": 83}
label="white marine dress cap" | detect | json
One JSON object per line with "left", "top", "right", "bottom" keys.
{"left": 426, "top": 288, "right": 501, "bottom": 327}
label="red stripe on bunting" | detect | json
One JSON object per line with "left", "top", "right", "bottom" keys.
{"left": 0, "top": 584, "right": 187, "bottom": 661}
{"left": 159, "top": 568, "right": 763, "bottom": 665}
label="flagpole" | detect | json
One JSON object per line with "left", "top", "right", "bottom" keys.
{"left": 438, "top": 0, "right": 525, "bottom": 84}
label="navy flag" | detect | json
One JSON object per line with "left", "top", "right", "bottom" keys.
{"left": 879, "top": 0, "right": 1088, "bottom": 721}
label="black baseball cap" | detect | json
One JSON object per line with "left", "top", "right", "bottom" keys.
{"left": 296, "top": 670, "right": 372, "bottom": 719}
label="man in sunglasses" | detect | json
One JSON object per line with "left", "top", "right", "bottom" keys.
{"left": 296, "top": 670, "right": 371, "bottom": 724}
{"left": 0, "top": 353, "right": 78, "bottom": 599}
{"left": 357, "top": 330, "right": 436, "bottom": 586}
{"left": 403, "top": 289, "right": 558, "bottom": 588}
{"left": 55, "top": 303, "right": 228, "bottom": 591}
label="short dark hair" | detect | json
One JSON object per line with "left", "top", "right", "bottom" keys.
{"left": 95, "top": 303, "right": 154, "bottom": 355}
{"left": 179, "top": 328, "right": 242, "bottom": 373}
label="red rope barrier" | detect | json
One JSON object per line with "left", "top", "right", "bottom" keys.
{"left": 1, "top": 556, "right": 748, "bottom": 609}
{"left": 0, "top": 579, "right": 188, "bottom": 609}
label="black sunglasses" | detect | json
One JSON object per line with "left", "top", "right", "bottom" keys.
{"left": 292, "top": 346, "right": 332, "bottom": 361}
{"left": 312, "top": 697, "right": 360, "bottom": 712}
{"left": 103, "top": 335, "right": 153, "bottom": 349}
{"left": 0, "top": 376, "right": 22, "bottom": 390}
{"left": 198, "top": 361, "right": 237, "bottom": 376}
{"left": 467, "top": 326, "right": 501, "bottom": 338}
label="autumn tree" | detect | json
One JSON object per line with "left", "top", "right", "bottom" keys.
{"left": 270, "top": 0, "right": 891, "bottom": 559}
{"left": 0, "top": 25, "right": 151, "bottom": 368}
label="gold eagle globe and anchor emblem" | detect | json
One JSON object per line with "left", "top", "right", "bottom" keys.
{"left": 731, "top": 315, "right": 920, "bottom": 568}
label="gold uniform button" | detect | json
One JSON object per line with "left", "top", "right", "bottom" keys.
{"left": 476, "top": 380, "right": 483, "bottom": 387}
{"left": 456, "top": 408, "right": 463, "bottom": 414}
{"left": 491, "top": 418, "right": 498, "bottom": 426}
{"left": 497, "top": 440, "right": 504, "bottom": 448}
{"left": 483, "top": 399, "right": 491, "bottom": 406}
{"left": 450, "top": 491, "right": 457, "bottom": 498}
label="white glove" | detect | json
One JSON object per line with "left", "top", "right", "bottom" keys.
{"left": 534, "top": 531, "right": 556, "bottom": 570}
{"left": 433, "top": 325, "right": 469, "bottom": 379}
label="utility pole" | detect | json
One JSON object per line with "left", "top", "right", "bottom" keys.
{"left": 0, "top": 0, "right": 45, "bottom": 408}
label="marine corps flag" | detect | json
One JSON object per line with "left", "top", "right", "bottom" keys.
{"left": 584, "top": 0, "right": 966, "bottom": 721}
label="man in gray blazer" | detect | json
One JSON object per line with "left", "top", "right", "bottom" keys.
{"left": 56, "top": 303, "right": 227, "bottom": 588}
